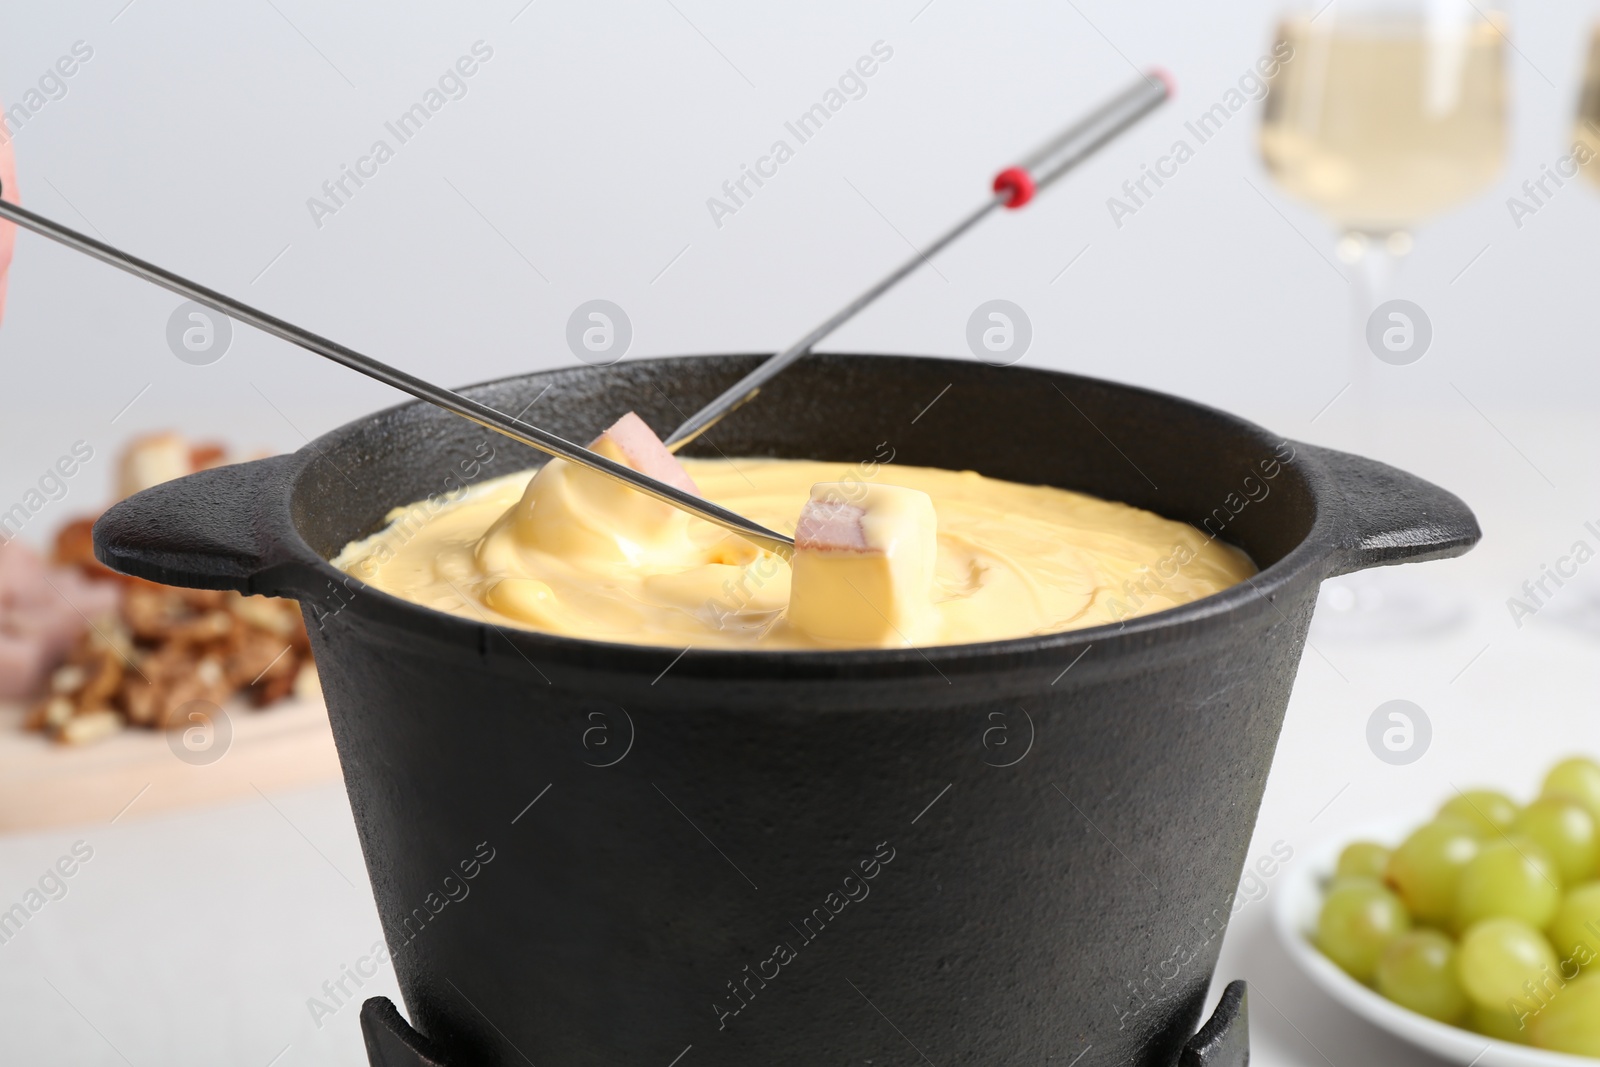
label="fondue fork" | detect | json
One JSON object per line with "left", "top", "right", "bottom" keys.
{"left": 663, "top": 68, "right": 1174, "bottom": 450}
{"left": 0, "top": 188, "right": 798, "bottom": 559}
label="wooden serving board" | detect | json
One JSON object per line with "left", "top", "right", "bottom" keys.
{"left": 0, "top": 691, "right": 344, "bottom": 834}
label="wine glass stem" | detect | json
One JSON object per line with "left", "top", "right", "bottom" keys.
{"left": 1347, "top": 232, "right": 1403, "bottom": 397}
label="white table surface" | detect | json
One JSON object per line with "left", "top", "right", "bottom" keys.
{"left": 1, "top": 407, "right": 1597, "bottom": 1067}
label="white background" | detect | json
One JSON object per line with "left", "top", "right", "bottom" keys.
{"left": 1, "top": 0, "right": 1599, "bottom": 1064}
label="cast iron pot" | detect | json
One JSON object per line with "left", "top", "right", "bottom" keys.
{"left": 94, "top": 354, "right": 1478, "bottom": 1067}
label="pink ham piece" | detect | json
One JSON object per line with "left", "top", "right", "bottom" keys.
{"left": 589, "top": 412, "right": 699, "bottom": 496}
{"left": 0, "top": 540, "right": 121, "bottom": 699}
{"left": 786, "top": 483, "right": 940, "bottom": 646}
{"left": 796, "top": 497, "right": 871, "bottom": 552}
{"left": 500, "top": 411, "right": 702, "bottom": 567}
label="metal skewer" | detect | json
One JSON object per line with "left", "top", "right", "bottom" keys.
{"left": 663, "top": 68, "right": 1174, "bottom": 451}
{"left": 0, "top": 186, "right": 797, "bottom": 559}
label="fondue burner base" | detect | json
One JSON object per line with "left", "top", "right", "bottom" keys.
{"left": 359, "top": 980, "right": 1250, "bottom": 1067}
{"left": 361, "top": 998, "right": 446, "bottom": 1067}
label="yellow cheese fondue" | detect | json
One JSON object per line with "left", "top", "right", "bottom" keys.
{"left": 332, "top": 451, "right": 1256, "bottom": 650}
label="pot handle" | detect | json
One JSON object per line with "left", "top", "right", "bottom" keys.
{"left": 1297, "top": 441, "right": 1481, "bottom": 578}
{"left": 92, "top": 455, "right": 307, "bottom": 596}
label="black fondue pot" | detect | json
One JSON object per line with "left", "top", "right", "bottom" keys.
{"left": 94, "top": 354, "right": 1478, "bottom": 1067}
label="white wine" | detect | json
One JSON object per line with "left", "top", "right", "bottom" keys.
{"left": 1260, "top": 14, "right": 1508, "bottom": 234}
{"left": 1577, "top": 27, "right": 1600, "bottom": 187}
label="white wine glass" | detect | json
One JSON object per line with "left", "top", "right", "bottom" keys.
{"left": 1577, "top": 25, "right": 1600, "bottom": 183}
{"left": 1260, "top": 0, "right": 1509, "bottom": 378}
{"left": 1258, "top": 0, "right": 1509, "bottom": 642}
{"left": 1542, "top": 29, "right": 1600, "bottom": 637}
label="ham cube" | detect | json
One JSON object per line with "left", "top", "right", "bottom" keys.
{"left": 0, "top": 632, "right": 51, "bottom": 701}
{"left": 589, "top": 412, "right": 699, "bottom": 496}
{"left": 505, "top": 412, "right": 699, "bottom": 566}
{"left": 0, "top": 540, "right": 123, "bottom": 699}
{"left": 787, "top": 483, "right": 939, "bottom": 646}
{"left": 0, "top": 539, "right": 51, "bottom": 608}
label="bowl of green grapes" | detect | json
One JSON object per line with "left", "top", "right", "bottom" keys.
{"left": 1275, "top": 757, "right": 1600, "bottom": 1064}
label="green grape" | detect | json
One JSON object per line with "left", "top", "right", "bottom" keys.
{"left": 1514, "top": 797, "right": 1599, "bottom": 885}
{"left": 1336, "top": 841, "right": 1392, "bottom": 882}
{"left": 1385, "top": 818, "right": 1481, "bottom": 926}
{"left": 1471, "top": 1002, "right": 1533, "bottom": 1045}
{"left": 1326, "top": 874, "right": 1382, "bottom": 893}
{"left": 1457, "top": 917, "right": 1559, "bottom": 1010}
{"left": 1375, "top": 930, "right": 1469, "bottom": 1024}
{"left": 1549, "top": 883, "right": 1600, "bottom": 973}
{"left": 1440, "top": 790, "right": 1520, "bottom": 839}
{"left": 1455, "top": 838, "right": 1561, "bottom": 929}
{"left": 1316, "top": 879, "right": 1412, "bottom": 984}
{"left": 1455, "top": 838, "right": 1562, "bottom": 930}
{"left": 1529, "top": 972, "right": 1600, "bottom": 1055}
{"left": 1543, "top": 756, "right": 1600, "bottom": 824}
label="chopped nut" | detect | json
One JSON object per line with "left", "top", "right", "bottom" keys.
{"left": 26, "top": 470, "right": 313, "bottom": 736}
{"left": 188, "top": 443, "right": 227, "bottom": 471}
{"left": 122, "top": 589, "right": 180, "bottom": 640}
{"left": 152, "top": 672, "right": 232, "bottom": 730}
{"left": 58, "top": 709, "right": 122, "bottom": 745}
{"left": 121, "top": 676, "right": 158, "bottom": 726}
{"left": 43, "top": 697, "right": 75, "bottom": 729}
{"left": 51, "top": 518, "right": 105, "bottom": 576}
{"left": 169, "top": 610, "right": 235, "bottom": 645}
{"left": 17, "top": 434, "right": 316, "bottom": 742}
{"left": 224, "top": 627, "right": 294, "bottom": 688}
{"left": 81, "top": 615, "right": 136, "bottom": 663}
{"left": 117, "top": 641, "right": 233, "bottom": 729}
{"left": 75, "top": 648, "right": 124, "bottom": 711}
{"left": 50, "top": 664, "right": 86, "bottom": 694}
{"left": 196, "top": 657, "right": 223, "bottom": 687}
{"left": 26, "top": 640, "right": 127, "bottom": 730}
{"left": 229, "top": 594, "right": 299, "bottom": 637}
{"left": 121, "top": 585, "right": 230, "bottom": 641}
{"left": 251, "top": 659, "right": 300, "bottom": 706}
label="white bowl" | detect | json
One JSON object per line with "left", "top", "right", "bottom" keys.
{"left": 1273, "top": 820, "right": 1597, "bottom": 1067}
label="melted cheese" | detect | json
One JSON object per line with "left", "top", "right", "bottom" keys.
{"left": 332, "top": 458, "right": 1256, "bottom": 650}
